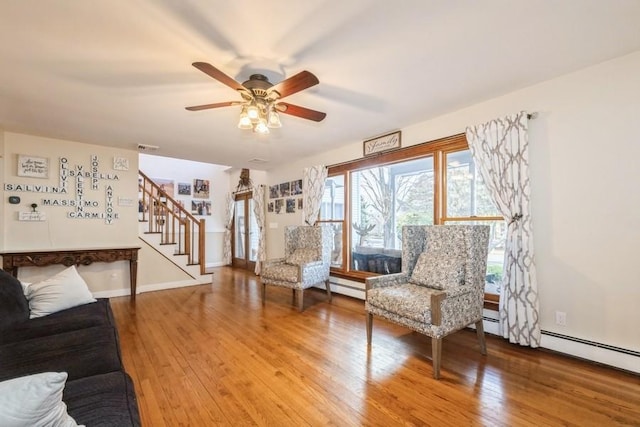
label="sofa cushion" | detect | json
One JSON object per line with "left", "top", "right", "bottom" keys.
{"left": 0, "top": 298, "right": 115, "bottom": 345}
{"left": 0, "top": 269, "right": 30, "bottom": 329}
{"left": 25, "top": 265, "right": 97, "bottom": 319}
{"left": 0, "top": 371, "right": 81, "bottom": 427}
{"left": 0, "top": 326, "right": 123, "bottom": 382}
{"left": 286, "top": 248, "right": 319, "bottom": 266}
{"left": 409, "top": 250, "right": 465, "bottom": 290}
{"left": 367, "top": 284, "right": 434, "bottom": 324}
{"left": 65, "top": 371, "right": 141, "bottom": 427}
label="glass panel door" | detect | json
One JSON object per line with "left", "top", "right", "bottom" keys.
{"left": 248, "top": 199, "right": 259, "bottom": 263}
{"left": 234, "top": 199, "right": 245, "bottom": 260}
{"left": 232, "top": 192, "right": 256, "bottom": 271}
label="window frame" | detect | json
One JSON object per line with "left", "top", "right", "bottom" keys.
{"left": 320, "top": 133, "right": 501, "bottom": 307}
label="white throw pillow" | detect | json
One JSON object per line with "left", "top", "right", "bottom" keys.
{"left": 0, "top": 372, "right": 82, "bottom": 427}
{"left": 25, "top": 265, "right": 96, "bottom": 319}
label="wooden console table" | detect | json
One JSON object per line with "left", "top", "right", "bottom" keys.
{"left": 0, "top": 247, "right": 141, "bottom": 300}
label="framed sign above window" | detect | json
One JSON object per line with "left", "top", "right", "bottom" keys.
{"left": 363, "top": 130, "right": 401, "bottom": 157}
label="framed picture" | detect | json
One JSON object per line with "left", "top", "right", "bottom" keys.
{"left": 267, "top": 202, "right": 274, "bottom": 213}
{"left": 269, "top": 185, "right": 279, "bottom": 199}
{"left": 152, "top": 178, "right": 175, "bottom": 197}
{"left": 192, "top": 200, "right": 210, "bottom": 215}
{"left": 286, "top": 198, "right": 296, "bottom": 213}
{"left": 17, "top": 155, "right": 49, "bottom": 178}
{"left": 202, "top": 201, "right": 212, "bottom": 216}
{"left": 113, "top": 157, "right": 130, "bottom": 171}
{"left": 291, "top": 179, "right": 303, "bottom": 196}
{"left": 193, "top": 179, "right": 210, "bottom": 199}
{"left": 297, "top": 198, "right": 303, "bottom": 210}
{"left": 274, "top": 199, "right": 284, "bottom": 214}
{"left": 279, "top": 182, "right": 290, "bottom": 197}
{"left": 177, "top": 182, "right": 191, "bottom": 195}
{"left": 363, "top": 130, "right": 401, "bottom": 157}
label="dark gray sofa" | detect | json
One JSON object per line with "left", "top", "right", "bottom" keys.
{"left": 0, "top": 269, "right": 140, "bottom": 426}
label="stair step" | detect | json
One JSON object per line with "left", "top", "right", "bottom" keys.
{"left": 160, "top": 242, "right": 177, "bottom": 245}
{"left": 144, "top": 232, "right": 162, "bottom": 235}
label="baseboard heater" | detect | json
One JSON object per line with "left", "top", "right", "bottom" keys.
{"left": 541, "top": 330, "right": 640, "bottom": 358}
{"left": 482, "top": 316, "right": 640, "bottom": 358}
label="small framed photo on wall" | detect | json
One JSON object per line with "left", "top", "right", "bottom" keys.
{"left": 178, "top": 182, "right": 192, "bottom": 195}
{"left": 17, "top": 155, "right": 49, "bottom": 178}
{"left": 193, "top": 179, "right": 210, "bottom": 199}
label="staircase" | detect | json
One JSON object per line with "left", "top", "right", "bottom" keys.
{"left": 138, "top": 171, "right": 212, "bottom": 284}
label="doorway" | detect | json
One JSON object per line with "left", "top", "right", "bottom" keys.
{"left": 232, "top": 192, "right": 258, "bottom": 271}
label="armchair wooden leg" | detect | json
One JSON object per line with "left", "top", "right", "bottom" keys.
{"left": 432, "top": 338, "right": 442, "bottom": 379}
{"left": 325, "top": 279, "right": 332, "bottom": 302}
{"left": 475, "top": 319, "right": 487, "bottom": 355}
{"left": 296, "top": 289, "right": 304, "bottom": 312}
{"left": 261, "top": 283, "right": 266, "bottom": 305}
{"left": 366, "top": 312, "right": 373, "bottom": 346}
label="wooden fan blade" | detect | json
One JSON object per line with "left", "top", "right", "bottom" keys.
{"left": 185, "top": 101, "right": 237, "bottom": 111}
{"left": 277, "top": 102, "right": 326, "bottom": 122}
{"left": 192, "top": 62, "right": 245, "bottom": 92}
{"left": 270, "top": 71, "right": 319, "bottom": 99}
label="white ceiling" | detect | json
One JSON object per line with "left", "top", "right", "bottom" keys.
{"left": 1, "top": 1, "right": 639, "bottom": 170}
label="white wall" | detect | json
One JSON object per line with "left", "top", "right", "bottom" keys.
{"left": 139, "top": 153, "right": 231, "bottom": 266}
{"left": 0, "top": 132, "right": 140, "bottom": 293}
{"left": 264, "top": 51, "right": 640, "bottom": 368}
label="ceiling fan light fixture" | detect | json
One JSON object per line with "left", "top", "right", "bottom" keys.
{"left": 237, "top": 106, "right": 252, "bottom": 129}
{"left": 254, "top": 119, "right": 269, "bottom": 134}
{"left": 247, "top": 104, "right": 260, "bottom": 123}
{"left": 267, "top": 106, "right": 282, "bottom": 128}
{"left": 186, "top": 63, "right": 326, "bottom": 135}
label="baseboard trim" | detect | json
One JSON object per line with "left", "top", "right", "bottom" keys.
{"left": 540, "top": 330, "right": 639, "bottom": 374}
{"left": 93, "top": 277, "right": 212, "bottom": 299}
{"left": 479, "top": 315, "right": 639, "bottom": 374}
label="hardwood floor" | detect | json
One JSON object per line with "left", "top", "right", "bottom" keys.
{"left": 110, "top": 267, "right": 640, "bottom": 426}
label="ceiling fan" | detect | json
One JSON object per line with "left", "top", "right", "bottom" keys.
{"left": 185, "top": 62, "right": 326, "bottom": 134}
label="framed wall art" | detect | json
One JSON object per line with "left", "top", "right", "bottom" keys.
{"left": 363, "top": 130, "right": 401, "bottom": 157}
{"left": 17, "top": 155, "right": 49, "bottom": 178}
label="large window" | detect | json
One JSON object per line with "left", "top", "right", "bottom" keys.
{"left": 318, "top": 134, "right": 504, "bottom": 300}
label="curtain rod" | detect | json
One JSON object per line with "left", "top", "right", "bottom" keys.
{"left": 527, "top": 112, "right": 538, "bottom": 120}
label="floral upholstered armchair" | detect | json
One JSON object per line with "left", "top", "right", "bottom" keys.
{"left": 365, "top": 225, "right": 490, "bottom": 379}
{"left": 261, "top": 225, "right": 332, "bottom": 311}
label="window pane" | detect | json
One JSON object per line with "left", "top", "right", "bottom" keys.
{"left": 248, "top": 199, "right": 258, "bottom": 262}
{"left": 446, "top": 150, "right": 500, "bottom": 218}
{"left": 350, "top": 157, "right": 434, "bottom": 274}
{"left": 321, "top": 175, "right": 345, "bottom": 220}
{"left": 234, "top": 200, "right": 245, "bottom": 258}
{"left": 444, "top": 219, "right": 507, "bottom": 295}
{"left": 327, "top": 222, "right": 343, "bottom": 268}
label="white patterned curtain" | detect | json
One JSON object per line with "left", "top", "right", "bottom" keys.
{"left": 223, "top": 192, "right": 235, "bottom": 265}
{"left": 252, "top": 184, "right": 266, "bottom": 275}
{"left": 466, "top": 111, "right": 540, "bottom": 347}
{"left": 302, "top": 165, "right": 328, "bottom": 226}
